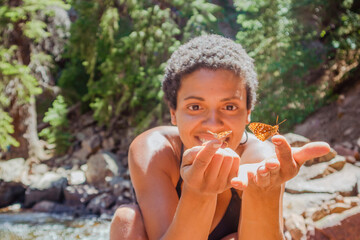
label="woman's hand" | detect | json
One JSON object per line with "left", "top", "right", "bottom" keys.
{"left": 181, "top": 140, "right": 240, "bottom": 195}
{"left": 231, "top": 135, "right": 331, "bottom": 191}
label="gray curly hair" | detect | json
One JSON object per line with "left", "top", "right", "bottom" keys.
{"left": 162, "top": 34, "right": 258, "bottom": 110}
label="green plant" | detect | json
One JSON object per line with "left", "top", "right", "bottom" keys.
{"left": 0, "top": 0, "right": 69, "bottom": 153}
{"left": 234, "top": 0, "right": 359, "bottom": 131}
{"left": 39, "top": 95, "right": 71, "bottom": 154}
{"left": 60, "top": 0, "right": 220, "bottom": 135}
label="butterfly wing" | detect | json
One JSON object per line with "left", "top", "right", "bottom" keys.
{"left": 248, "top": 122, "right": 276, "bottom": 141}
{"left": 216, "top": 130, "right": 232, "bottom": 139}
{"left": 207, "top": 130, "right": 232, "bottom": 140}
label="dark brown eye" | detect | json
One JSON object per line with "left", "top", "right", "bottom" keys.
{"left": 225, "top": 105, "right": 237, "bottom": 111}
{"left": 188, "top": 105, "right": 200, "bottom": 111}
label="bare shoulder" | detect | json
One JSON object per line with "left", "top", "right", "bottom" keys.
{"left": 129, "top": 126, "right": 181, "bottom": 183}
{"left": 240, "top": 132, "right": 275, "bottom": 164}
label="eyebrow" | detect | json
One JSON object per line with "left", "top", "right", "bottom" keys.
{"left": 183, "top": 96, "right": 204, "bottom": 101}
{"left": 183, "top": 96, "right": 240, "bottom": 101}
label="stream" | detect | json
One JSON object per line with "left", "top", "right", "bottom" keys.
{"left": 0, "top": 211, "right": 111, "bottom": 240}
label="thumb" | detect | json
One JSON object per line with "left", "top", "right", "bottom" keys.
{"left": 192, "top": 139, "right": 222, "bottom": 173}
{"left": 293, "top": 142, "right": 331, "bottom": 166}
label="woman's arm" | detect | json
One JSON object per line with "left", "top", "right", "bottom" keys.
{"left": 232, "top": 134, "right": 330, "bottom": 239}
{"left": 129, "top": 127, "right": 239, "bottom": 240}
{"left": 239, "top": 184, "right": 284, "bottom": 239}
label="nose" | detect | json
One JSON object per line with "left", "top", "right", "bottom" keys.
{"left": 202, "top": 109, "right": 223, "bottom": 129}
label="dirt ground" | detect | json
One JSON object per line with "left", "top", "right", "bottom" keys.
{"left": 294, "top": 80, "right": 360, "bottom": 150}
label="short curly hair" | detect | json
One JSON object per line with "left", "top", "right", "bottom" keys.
{"left": 162, "top": 34, "right": 258, "bottom": 110}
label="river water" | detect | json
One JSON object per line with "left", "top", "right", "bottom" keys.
{"left": 0, "top": 211, "right": 111, "bottom": 240}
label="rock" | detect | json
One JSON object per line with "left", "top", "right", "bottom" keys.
{"left": 342, "top": 141, "right": 353, "bottom": 149}
{"left": 31, "top": 164, "right": 49, "bottom": 175}
{"left": 0, "top": 180, "right": 26, "bottom": 208}
{"left": 31, "top": 172, "right": 67, "bottom": 190}
{"left": 68, "top": 170, "right": 86, "bottom": 185}
{"left": 0, "top": 158, "right": 26, "bottom": 182}
{"left": 333, "top": 144, "right": 357, "bottom": 158}
{"left": 284, "top": 213, "right": 307, "bottom": 240}
{"left": 32, "top": 200, "right": 75, "bottom": 213}
{"left": 102, "top": 137, "right": 115, "bottom": 151}
{"left": 305, "top": 148, "right": 337, "bottom": 166}
{"left": 328, "top": 202, "right": 352, "bottom": 214}
{"left": 24, "top": 172, "right": 67, "bottom": 208}
{"left": 305, "top": 207, "right": 330, "bottom": 221}
{"left": 286, "top": 163, "right": 360, "bottom": 196}
{"left": 72, "top": 148, "right": 90, "bottom": 161}
{"left": 328, "top": 155, "right": 346, "bottom": 171}
{"left": 110, "top": 177, "right": 133, "bottom": 197}
{"left": 82, "top": 134, "right": 102, "bottom": 155}
{"left": 117, "top": 150, "right": 129, "bottom": 168}
{"left": 344, "top": 128, "right": 354, "bottom": 136}
{"left": 283, "top": 192, "right": 336, "bottom": 218}
{"left": 313, "top": 206, "right": 360, "bottom": 240}
{"left": 75, "top": 132, "right": 86, "bottom": 141}
{"left": 284, "top": 133, "right": 310, "bottom": 147}
{"left": 86, "top": 193, "right": 116, "bottom": 215}
{"left": 343, "top": 196, "right": 360, "bottom": 207}
{"left": 284, "top": 231, "right": 292, "bottom": 240}
{"left": 85, "top": 151, "right": 123, "bottom": 186}
{"left": 295, "top": 162, "right": 333, "bottom": 181}
{"left": 345, "top": 156, "right": 357, "bottom": 164}
{"left": 64, "top": 184, "right": 100, "bottom": 206}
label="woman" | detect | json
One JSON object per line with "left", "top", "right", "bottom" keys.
{"left": 110, "top": 34, "right": 330, "bottom": 240}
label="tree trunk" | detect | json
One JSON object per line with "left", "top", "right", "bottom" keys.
{"left": 7, "top": 96, "right": 46, "bottom": 160}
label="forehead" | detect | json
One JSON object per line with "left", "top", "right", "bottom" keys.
{"left": 178, "top": 68, "right": 245, "bottom": 98}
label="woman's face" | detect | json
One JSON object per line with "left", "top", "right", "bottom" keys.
{"left": 170, "top": 68, "right": 251, "bottom": 151}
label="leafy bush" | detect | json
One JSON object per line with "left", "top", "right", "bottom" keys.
{"left": 234, "top": 0, "right": 359, "bottom": 131}
{"left": 59, "top": 0, "right": 220, "bottom": 134}
{"left": 0, "top": 0, "right": 69, "bottom": 152}
{"left": 39, "top": 95, "right": 71, "bottom": 155}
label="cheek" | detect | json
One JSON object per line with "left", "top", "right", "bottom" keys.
{"left": 177, "top": 111, "right": 203, "bottom": 124}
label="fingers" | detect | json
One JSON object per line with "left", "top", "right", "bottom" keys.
{"left": 205, "top": 148, "right": 240, "bottom": 187}
{"left": 272, "top": 135, "right": 296, "bottom": 170}
{"left": 229, "top": 153, "right": 240, "bottom": 182}
{"left": 218, "top": 151, "right": 239, "bottom": 187}
{"left": 255, "top": 165, "right": 270, "bottom": 187}
{"left": 231, "top": 162, "right": 261, "bottom": 189}
{"left": 293, "top": 141, "right": 331, "bottom": 166}
{"left": 204, "top": 153, "right": 224, "bottom": 181}
{"left": 193, "top": 139, "right": 222, "bottom": 172}
{"left": 183, "top": 139, "right": 221, "bottom": 172}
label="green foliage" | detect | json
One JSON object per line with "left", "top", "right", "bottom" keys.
{"left": 0, "top": 0, "right": 69, "bottom": 152}
{"left": 60, "top": 0, "right": 220, "bottom": 133}
{"left": 39, "top": 95, "right": 71, "bottom": 155}
{"left": 234, "top": 0, "right": 359, "bottom": 131}
{"left": 0, "top": 109, "right": 19, "bottom": 151}
{"left": 0, "top": 46, "right": 42, "bottom": 151}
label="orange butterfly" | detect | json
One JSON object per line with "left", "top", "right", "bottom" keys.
{"left": 248, "top": 116, "right": 286, "bottom": 141}
{"left": 207, "top": 130, "right": 232, "bottom": 140}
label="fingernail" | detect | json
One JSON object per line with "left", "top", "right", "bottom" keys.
{"left": 267, "top": 165, "right": 278, "bottom": 169}
{"left": 273, "top": 140, "right": 282, "bottom": 145}
{"left": 260, "top": 172, "right": 269, "bottom": 177}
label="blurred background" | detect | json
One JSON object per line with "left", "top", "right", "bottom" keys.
{"left": 0, "top": 0, "right": 359, "bottom": 239}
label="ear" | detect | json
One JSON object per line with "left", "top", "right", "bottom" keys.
{"left": 170, "top": 108, "right": 177, "bottom": 125}
{"left": 246, "top": 110, "right": 251, "bottom": 124}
